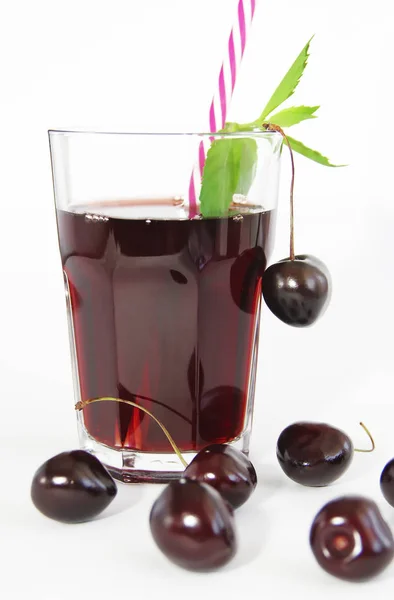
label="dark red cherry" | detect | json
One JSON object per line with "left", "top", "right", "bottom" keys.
{"left": 31, "top": 450, "right": 117, "bottom": 523}
{"left": 310, "top": 496, "right": 394, "bottom": 581}
{"left": 184, "top": 444, "right": 257, "bottom": 509}
{"left": 277, "top": 422, "right": 353, "bottom": 486}
{"left": 380, "top": 458, "right": 394, "bottom": 507}
{"left": 260, "top": 124, "right": 332, "bottom": 328}
{"left": 149, "top": 478, "right": 236, "bottom": 571}
{"left": 262, "top": 254, "right": 331, "bottom": 327}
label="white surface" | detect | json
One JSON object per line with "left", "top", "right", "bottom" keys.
{"left": 1, "top": 0, "right": 394, "bottom": 598}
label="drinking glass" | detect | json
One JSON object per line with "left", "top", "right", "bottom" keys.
{"left": 49, "top": 130, "right": 282, "bottom": 482}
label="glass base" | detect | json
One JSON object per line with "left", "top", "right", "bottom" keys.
{"left": 77, "top": 415, "right": 251, "bottom": 483}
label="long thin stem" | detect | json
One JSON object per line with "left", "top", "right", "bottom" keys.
{"left": 75, "top": 397, "right": 188, "bottom": 468}
{"left": 262, "top": 123, "right": 295, "bottom": 260}
{"left": 354, "top": 422, "right": 375, "bottom": 453}
{"left": 117, "top": 389, "right": 192, "bottom": 425}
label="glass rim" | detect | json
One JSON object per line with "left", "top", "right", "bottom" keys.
{"left": 48, "top": 128, "right": 282, "bottom": 139}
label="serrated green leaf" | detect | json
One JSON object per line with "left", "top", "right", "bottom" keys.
{"left": 198, "top": 36, "right": 346, "bottom": 217}
{"left": 285, "top": 135, "right": 345, "bottom": 167}
{"left": 268, "top": 105, "right": 319, "bottom": 128}
{"left": 199, "top": 138, "right": 258, "bottom": 217}
{"left": 258, "top": 36, "right": 314, "bottom": 122}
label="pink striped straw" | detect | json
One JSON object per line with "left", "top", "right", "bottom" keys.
{"left": 188, "top": 0, "right": 257, "bottom": 217}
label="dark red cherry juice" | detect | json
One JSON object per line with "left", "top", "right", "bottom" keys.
{"left": 57, "top": 202, "right": 274, "bottom": 452}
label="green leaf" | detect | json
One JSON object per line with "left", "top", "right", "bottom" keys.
{"left": 258, "top": 36, "right": 314, "bottom": 122}
{"left": 235, "top": 138, "right": 258, "bottom": 195}
{"left": 199, "top": 138, "right": 258, "bottom": 217}
{"left": 268, "top": 105, "right": 319, "bottom": 127}
{"left": 285, "top": 135, "right": 346, "bottom": 167}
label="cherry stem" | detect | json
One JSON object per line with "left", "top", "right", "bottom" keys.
{"left": 75, "top": 397, "right": 188, "bottom": 468}
{"left": 262, "top": 123, "right": 295, "bottom": 261}
{"left": 354, "top": 422, "right": 375, "bottom": 453}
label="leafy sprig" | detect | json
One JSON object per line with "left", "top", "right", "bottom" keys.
{"left": 199, "top": 37, "right": 343, "bottom": 218}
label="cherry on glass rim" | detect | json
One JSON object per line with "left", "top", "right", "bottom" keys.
{"left": 261, "top": 123, "right": 331, "bottom": 327}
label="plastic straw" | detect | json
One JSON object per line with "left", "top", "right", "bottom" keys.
{"left": 188, "top": 0, "right": 257, "bottom": 217}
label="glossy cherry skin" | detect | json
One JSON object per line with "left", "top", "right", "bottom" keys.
{"left": 310, "top": 496, "right": 394, "bottom": 581}
{"left": 380, "top": 458, "right": 394, "bottom": 507}
{"left": 184, "top": 444, "right": 257, "bottom": 509}
{"left": 31, "top": 450, "right": 117, "bottom": 523}
{"left": 262, "top": 254, "right": 331, "bottom": 326}
{"left": 149, "top": 478, "right": 237, "bottom": 571}
{"left": 277, "top": 422, "right": 353, "bottom": 486}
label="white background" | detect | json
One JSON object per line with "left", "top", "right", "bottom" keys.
{"left": 1, "top": 0, "right": 394, "bottom": 598}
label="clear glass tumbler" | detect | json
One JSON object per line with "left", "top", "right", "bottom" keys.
{"left": 49, "top": 130, "right": 282, "bottom": 482}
